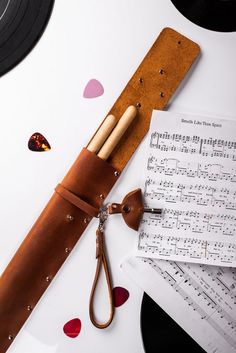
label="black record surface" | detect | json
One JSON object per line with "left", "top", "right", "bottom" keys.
{"left": 0, "top": 0, "right": 54, "bottom": 77}
{"left": 171, "top": 0, "right": 236, "bottom": 32}
{"left": 141, "top": 293, "right": 206, "bottom": 353}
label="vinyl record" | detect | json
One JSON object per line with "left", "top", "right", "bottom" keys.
{"left": 141, "top": 293, "right": 205, "bottom": 353}
{"left": 0, "top": 0, "right": 54, "bottom": 77}
{"left": 171, "top": 0, "right": 236, "bottom": 32}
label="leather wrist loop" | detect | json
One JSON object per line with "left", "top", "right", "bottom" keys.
{"left": 89, "top": 229, "right": 114, "bottom": 329}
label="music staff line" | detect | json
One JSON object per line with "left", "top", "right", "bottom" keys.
{"left": 178, "top": 263, "right": 236, "bottom": 306}
{"left": 142, "top": 258, "right": 236, "bottom": 348}
{"left": 145, "top": 178, "right": 236, "bottom": 211}
{"left": 147, "top": 157, "right": 236, "bottom": 183}
{"left": 150, "top": 132, "right": 236, "bottom": 161}
{"left": 141, "top": 209, "right": 236, "bottom": 237}
{"left": 138, "top": 232, "right": 236, "bottom": 263}
{"left": 198, "top": 265, "right": 236, "bottom": 303}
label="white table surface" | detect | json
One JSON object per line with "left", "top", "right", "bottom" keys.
{"left": 1, "top": 1, "right": 236, "bottom": 352}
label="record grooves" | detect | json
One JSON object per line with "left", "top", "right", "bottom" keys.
{"left": 141, "top": 293, "right": 205, "bottom": 353}
{"left": 171, "top": 0, "right": 236, "bottom": 32}
{"left": 0, "top": 0, "right": 54, "bottom": 77}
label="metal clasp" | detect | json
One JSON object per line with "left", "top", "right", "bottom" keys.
{"left": 98, "top": 204, "right": 109, "bottom": 231}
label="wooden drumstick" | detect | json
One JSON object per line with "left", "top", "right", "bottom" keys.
{"left": 98, "top": 105, "right": 137, "bottom": 160}
{"left": 87, "top": 114, "right": 117, "bottom": 153}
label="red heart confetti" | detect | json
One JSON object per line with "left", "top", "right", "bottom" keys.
{"left": 28, "top": 132, "right": 51, "bottom": 152}
{"left": 83, "top": 79, "right": 104, "bottom": 98}
{"left": 113, "top": 287, "right": 130, "bottom": 307}
{"left": 63, "top": 318, "right": 82, "bottom": 338}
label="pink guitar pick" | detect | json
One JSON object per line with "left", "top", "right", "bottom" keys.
{"left": 83, "top": 79, "right": 104, "bottom": 98}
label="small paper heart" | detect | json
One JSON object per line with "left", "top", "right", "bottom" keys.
{"left": 113, "top": 287, "right": 130, "bottom": 307}
{"left": 63, "top": 318, "right": 82, "bottom": 338}
{"left": 83, "top": 79, "right": 104, "bottom": 98}
{"left": 28, "top": 132, "right": 51, "bottom": 152}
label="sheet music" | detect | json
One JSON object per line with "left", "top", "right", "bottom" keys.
{"left": 137, "top": 111, "right": 236, "bottom": 266}
{"left": 121, "top": 256, "right": 236, "bottom": 353}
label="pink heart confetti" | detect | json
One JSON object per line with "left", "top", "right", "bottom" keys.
{"left": 83, "top": 79, "right": 104, "bottom": 98}
{"left": 63, "top": 318, "right": 82, "bottom": 338}
{"left": 113, "top": 287, "right": 130, "bottom": 308}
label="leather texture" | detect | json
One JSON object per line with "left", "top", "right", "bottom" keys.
{"left": 88, "top": 28, "right": 200, "bottom": 171}
{"left": 89, "top": 228, "right": 114, "bottom": 329}
{"left": 90, "top": 189, "right": 144, "bottom": 329}
{"left": 0, "top": 148, "right": 119, "bottom": 352}
{"left": 108, "top": 189, "right": 144, "bottom": 231}
{"left": 0, "top": 28, "right": 200, "bottom": 353}
{"left": 55, "top": 184, "right": 99, "bottom": 218}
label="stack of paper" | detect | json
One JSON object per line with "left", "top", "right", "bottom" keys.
{"left": 122, "top": 111, "right": 236, "bottom": 353}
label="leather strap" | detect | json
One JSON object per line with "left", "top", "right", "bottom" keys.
{"left": 55, "top": 183, "right": 100, "bottom": 218}
{"left": 89, "top": 229, "right": 114, "bottom": 329}
{"left": 89, "top": 189, "right": 144, "bottom": 329}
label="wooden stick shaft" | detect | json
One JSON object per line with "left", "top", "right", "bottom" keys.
{"left": 98, "top": 105, "right": 137, "bottom": 160}
{"left": 87, "top": 115, "right": 117, "bottom": 153}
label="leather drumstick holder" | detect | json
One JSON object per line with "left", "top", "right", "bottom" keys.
{"left": 0, "top": 28, "right": 200, "bottom": 352}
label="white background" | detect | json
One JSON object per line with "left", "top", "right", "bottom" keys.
{"left": 0, "top": 0, "right": 236, "bottom": 352}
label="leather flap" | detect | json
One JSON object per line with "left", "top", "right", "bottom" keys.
{"left": 108, "top": 189, "right": 144, "bottom": 231}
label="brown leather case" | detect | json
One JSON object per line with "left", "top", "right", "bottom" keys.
{"left": 0, "top": 28, "right": 200, "bottom": 352}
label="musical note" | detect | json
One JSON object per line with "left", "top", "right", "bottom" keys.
{"left": 147, "top": 157, "right": 236, "bottom": 183}
{"left": 137, "top": 111, "right": 236, "bottom": 267}
{"left": 141, "top": 209, "right": 236, "bottom": 237}
{"left": 150, "top": 132, "right": 236, "bottom": 161}
{"left": 121, "top": 255, "right": 236, "bottom": 352}
{"left": 144, "top": 179, "right": 236, "bottom": 211}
